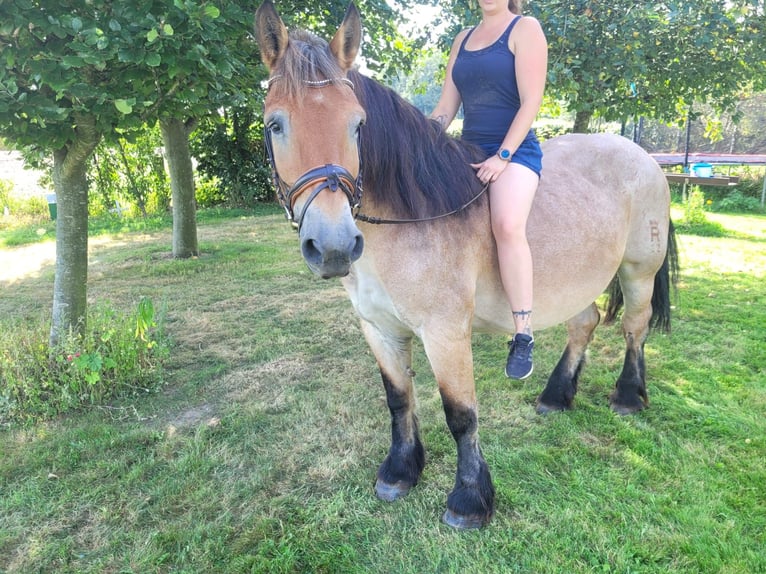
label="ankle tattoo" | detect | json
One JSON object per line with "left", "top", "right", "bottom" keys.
{"left": 512, "top": 309, "right": 533, "bottom": 336}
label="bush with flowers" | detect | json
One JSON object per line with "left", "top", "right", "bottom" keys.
{"left": 676, "top": 187, "right": 726, "bottom": 237}
{"left": 0, "top": 297, "right": 168, "bottom": 425}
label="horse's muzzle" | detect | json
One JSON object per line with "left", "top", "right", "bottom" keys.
{"left": 300, "top": 220, "right": 364, "bottom": 278}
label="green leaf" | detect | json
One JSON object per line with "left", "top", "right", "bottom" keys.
{"left": 146, "top": 29, "right": 159, "bottom": 43}
{"left": 162, "top": 24, "right": 174, "bottom": 36}
{"left": 85, "top": 371, "right": 100, "bottom": 385}
{"left": 108, "top": 19, "right": 122, "bottom": 32}
{"left": 118, "top": 47, "right": 145, "bottom": 64}
{"left": 146, "top": 53, "right": 161, "bottom": 67}
{"left": 61, "top": 55, "right": 85, "bottom": 68}
{"left": 82, "top": 28, "right": 103, "bottom": 46}
{"left": 204, "top": 5, "right": 221, "bottom": 19}
{"left": 2, "top": 79, "right": 18, "bottom": 95}
{"left": 114, "top": 99, "right": 134, "bottom": 114}
{"left": 71, "top": 17, "right": 83, "bottom": 33}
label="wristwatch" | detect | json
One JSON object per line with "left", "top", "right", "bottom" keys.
{"left": 497, "top": 148, "right": 512, "bottom": 162}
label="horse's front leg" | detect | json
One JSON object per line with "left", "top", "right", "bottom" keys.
{"left": 422, "top": 327, "right": 494, "bottom": 529}
{"left": 359, "top": 321, "right": 425, "bottom": 502}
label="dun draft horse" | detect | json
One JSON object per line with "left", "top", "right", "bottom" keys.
{"left": 255, "top": 1, "right": 678, "bottom": 529}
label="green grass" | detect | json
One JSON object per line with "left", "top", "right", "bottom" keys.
{"left": 1, "top": 208, "right": 765, "bottom": 573}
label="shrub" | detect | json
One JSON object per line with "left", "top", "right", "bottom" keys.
{"left": 190, "top": 107, "right": 274, "bottom": 206}
{"left": 683, "top": 187, "right": 709, "bottom": 226}
{"left": 675, "top": 187, "right": 726, "bottom": 237}
{"left": 89, "top": 125, "right": 170, "bottom": 218}
{"left": 195, "top": 175, "right": 228, "bottom": 208}
{"left": 680, "top": 167, "right": 766, "bottom": 215}
{"left": 0, "top": 298, "right": 169, "bottom": 425}
{"left": 534, "top": 121, "right": 571, "bottom": 141}
{"left": 713, "top": 190, "right": 764, "bottom": 214}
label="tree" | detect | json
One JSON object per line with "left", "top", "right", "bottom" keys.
{"left": 0, "top": 0, "right": 256, "bottom": 343}
{"left": 1, "top": 3, "right": 130, "bottom": 344}
{"left": 97, "top": 0, "right": 257, "bottom": 258}
{"left": 161, "top": 118, "right": 198, "bottom": 257}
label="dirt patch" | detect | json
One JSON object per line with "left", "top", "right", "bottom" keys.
{"left": 0, "top": 241, "right": 56, "bottom": 283}
{"left": 164, "top": 403, "right": 220, "bottom": 436}
{"left": 219, "top": 357, "right": 313, "bottom": 403}
{"left": 156, "top": 357, "right": 312, "bottom": 434}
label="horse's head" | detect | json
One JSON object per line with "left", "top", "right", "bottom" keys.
{"left": 255, "top": 1, "right": 365, "bottom": 279}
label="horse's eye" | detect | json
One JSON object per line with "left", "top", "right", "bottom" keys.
{"left": 267, "top": 120, "right": 282, "bottom": 135}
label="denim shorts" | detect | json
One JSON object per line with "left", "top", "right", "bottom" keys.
{"left": 477, "top": 134, "right": 543, "bottom": 177}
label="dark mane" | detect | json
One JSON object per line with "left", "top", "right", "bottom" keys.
{"left": 348, "top": 69, "right": 488, "bottom": 220}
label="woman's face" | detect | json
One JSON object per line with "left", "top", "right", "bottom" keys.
{"left": 478, "top": 0, "right": 511, "bottom": 15}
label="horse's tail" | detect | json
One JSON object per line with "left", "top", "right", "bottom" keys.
{"left": 604, "top": 220, "right": 679, "bottom": 332}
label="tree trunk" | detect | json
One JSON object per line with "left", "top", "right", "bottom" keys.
{"left": 160, "top": 117, "right": 199, "bottom": 258}
{"left": 572, "top": 110, "right": 593, "bottom": 134}
{"left": 50, "top": 115, "right": 100, "bottom": 347}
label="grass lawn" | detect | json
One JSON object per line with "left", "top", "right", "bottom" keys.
{"left": 1, "top": 206, "right": 764, "bottom": 573}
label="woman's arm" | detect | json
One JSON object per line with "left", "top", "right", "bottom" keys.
{"left": 499, "top": 16, "right": 548, "bottom": 155}
{"left": 429, "top": 29, "right": 469, "bottom": 129}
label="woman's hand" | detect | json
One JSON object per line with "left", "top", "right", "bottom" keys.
{"left": 470, "top": 155, "right": 509, "bottom": 185}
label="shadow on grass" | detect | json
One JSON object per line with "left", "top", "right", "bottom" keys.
{"left": 0, "top": 204, "right": 283, "bottom": 248}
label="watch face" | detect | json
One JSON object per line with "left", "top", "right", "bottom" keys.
{"left": 499, "top": 149, "right": 511, "bottom": 160}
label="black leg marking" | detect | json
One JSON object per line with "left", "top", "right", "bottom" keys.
{"left": 440, "top": 395, "right": 494, "bottom": 529}
{"left": 375, "top": 371, "right": 425, "bottom": 501}
{"left": 610, "top": 343, "right": 648, "bottom": 415}
{"left": 536, "top": 345, "right": 584, "bottom": 413}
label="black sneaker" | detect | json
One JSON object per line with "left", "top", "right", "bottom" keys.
{"left": 505, "top": 334, "right": 534, "bottom": 380}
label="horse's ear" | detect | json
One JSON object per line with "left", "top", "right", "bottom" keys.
{"left": 329, "top": 3, "right": 362, "bottom": 71}
{"left": 254, "top": 1, "right": 289, "bottom": 71}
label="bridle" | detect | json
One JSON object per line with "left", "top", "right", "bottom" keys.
{"left": 263, "top": 74, "right": 489, "bottom": 230}
{"left": 263, "top": 75, "right": 364, "bottom": 231}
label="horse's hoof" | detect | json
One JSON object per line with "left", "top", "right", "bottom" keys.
{"left": 535, "top": 401, "right": 567, "bottom": 415}
{"left": 442, "top": 509, "right": 489, "bottom": 530}
{"left": 610, "top": 402, "right": 646, "bottom": 416}
{"left": 609, "top": 391, "right": 647, "bottom": 415}
{"left": 609, "top": 396, "right": 647, "bottom": 415}
{"left": 375, "top": 479, "right": 412, "bottom": 502}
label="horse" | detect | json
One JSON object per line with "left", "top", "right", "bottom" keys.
{"left": 254, "top": 1, "right": 678, "bottom": 529}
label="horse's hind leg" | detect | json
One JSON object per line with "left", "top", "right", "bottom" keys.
{"left": 610, "top": 271, "right": 654, "bottom": 414}
{"left": 361, "top": 322, "right": 425, "bottom": 502}
{"left": 422, "top": 328, "right": 494, "bottom": 529}
{"left": 536, "top": 303, "right": 600, "bottom": 413}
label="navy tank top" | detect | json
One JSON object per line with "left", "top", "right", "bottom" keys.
{"left": 452, "top": 17, "right": 537, "bottom": 154}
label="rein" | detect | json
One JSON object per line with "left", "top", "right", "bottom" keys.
{"left": 263, "top": 74, "right": 488, "bottom": 229}
{"left": 355, "top": 182, "right": 489, "bottom": 225}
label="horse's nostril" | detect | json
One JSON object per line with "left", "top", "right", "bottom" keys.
{"left": 301, "top": 238, "right": 322, "bottom": 265}
{"left": 351, "top": 232, "right": 364, "bottom": 262}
